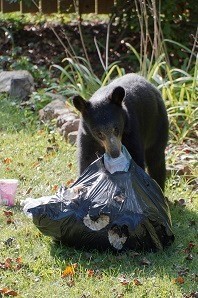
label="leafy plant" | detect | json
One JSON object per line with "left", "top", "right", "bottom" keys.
{"left": 50, "top": 57, "right": 125, "bottom": 100}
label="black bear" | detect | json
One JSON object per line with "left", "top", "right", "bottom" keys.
{"left": 73, "top": 73, "right": 169, "bottom": 191}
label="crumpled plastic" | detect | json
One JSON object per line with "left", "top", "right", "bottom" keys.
{"left": 23, "top": 147, "right": 174, "bottom": 252}
{"left": 103, "top": 145, "right": 131, "bottom": 174}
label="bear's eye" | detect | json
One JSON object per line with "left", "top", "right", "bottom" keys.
{"left": 97, "top": 131, "right": 104, "bottom": 140}
{"left": 114, "top": 127, "right": 119, "bottom": 136}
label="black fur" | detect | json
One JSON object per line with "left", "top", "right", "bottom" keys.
{"left": 73, "top": 74, "right": 169, "bottom": 191}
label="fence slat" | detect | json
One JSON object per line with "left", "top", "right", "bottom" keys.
{"left": 41, "top": 0, "right": 58, "bottom": 14}
{"left": 97, "top": 0, "right": 114, "bottom": 14}
{"left": 0, "top": 0, "right": 115, "bottom": 14}
{"left": 1, "top": 0, "right": 20, "bottom": 13}
{"left": 60, "top": 0, "right": 75, "bottom": 13}
{"left": 79, "top": 0, "right": 95, "bottom": 14}
{"left": 20, "top": 0, "right": 40, "bottom": 13}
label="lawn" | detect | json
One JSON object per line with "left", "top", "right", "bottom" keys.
{"left": 0, "top": 96, "right": 197, "bottom": 298}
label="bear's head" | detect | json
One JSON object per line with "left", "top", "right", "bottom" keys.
{"left": 73, "top": 86, "right": 126, "bottom": 158}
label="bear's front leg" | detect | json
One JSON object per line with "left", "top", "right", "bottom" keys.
{"left": 77, "top": 130, "right": 104, "bottom": 174}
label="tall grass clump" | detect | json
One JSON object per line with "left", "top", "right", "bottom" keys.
{"left": 51, "top": 57, "right": 125, "bottom": 100}
{"left": 124, "top": 0, "right": 198, "bottom": 143}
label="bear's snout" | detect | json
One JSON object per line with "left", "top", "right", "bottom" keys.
{"left": 103, "top": 136, "right": 121, "bottom": 158}
{"left": 109, "top": 149, "right": 120, "bottom": 159}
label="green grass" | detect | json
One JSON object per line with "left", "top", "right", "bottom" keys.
{"left": 0, "top": 96, "right": 197, "bottom": 298}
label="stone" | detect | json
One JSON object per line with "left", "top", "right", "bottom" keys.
{"left": 68, "top": 131, "right": 78, "bottom": 145}
{"left": 0, "top": 70, "right": 34, "bottom": 100}
{"left": 57, "top": 113, "right": 78, "bottom": 128}
{"left": 39, "top": 99, "right": 69, "bottom": 122}
{"left": 60, "top": 119, "right": 80, "bottom": 139}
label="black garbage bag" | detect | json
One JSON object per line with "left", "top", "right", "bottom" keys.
{"left": 26, "top": 153, "right": 174, "bottom": 252}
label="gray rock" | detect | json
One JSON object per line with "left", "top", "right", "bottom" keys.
{"left": 39, "top": 99, "right": 70, "bottom": 122}
{"left": 0, "top": 70, "right": 34, "bottom": 100}
{"left": 60, "top": 119, "right": 80, "bottom": 138}
{"left": 68, "top": 131, "right": 78, "bottom": 145}
{"left": 57, "top": 113, "right": 78, "bottom": 128}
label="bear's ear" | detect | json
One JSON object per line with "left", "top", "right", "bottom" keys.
{"left": 72, "top": 95, "right": 89, "bottom": 114}
{"left": 109, "top": 86, "right": 125, "bottom": 106}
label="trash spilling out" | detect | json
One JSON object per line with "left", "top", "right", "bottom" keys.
{"left": 21, "top": 146, "right": 174, "bottom": 252}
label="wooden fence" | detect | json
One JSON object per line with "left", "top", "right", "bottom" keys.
{"left": 0, "top": 0, "right": 115, "bottom": 14}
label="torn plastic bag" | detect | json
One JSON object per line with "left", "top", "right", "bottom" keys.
{"left": 25, "top": 151, "right": 174, "bottom": 252}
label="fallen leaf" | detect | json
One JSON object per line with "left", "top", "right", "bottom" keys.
{"left": 133, "top": 278, "right": 142, "bottom": 286}
{"left": 52, "top": 184, "right": 59, "bottom": 192}
{"left": 174, "top": 276, "right": 185, "bottom": 284}
{"left": 3, "top": 158, "right": 12, "bottom": 164}
{"left": 4, "top": 290, "right": 18, "bottom": 296}
{"left": 3, "top": 211, "right": 13, "bottom": 217}
{"left": 118, "top": 277, "right": 130, "bottom": 286}
{"left": 66, "top": 179, "right": 75, "bottom": 187}
{"left": 0, "top": 288, "right": 9, "bottom": 293}
{"left": 37, "top": 130, "right": 44, "bottom": 135}
{"left": 87, "top": 269, "right": 95, "bottom": 277}
{"left": 68, "top": 163, "right": 73, "bottom": 170}
{"left": 66, "top": 279, "right": 75, "bottom": 287}
{"left": 32, "top": 162, "right": 40, "bottom": 168}
{"left": 61, "top": 265, "right": 75, "bottom": 278}
{"left": 16, "top": 257, "right": 22, "bottom": 264}
{"left": 0, "top": 288, "right": 18, "bottom": 296}
{"left": 4, "top": 258, "right": 12, "bottom": 269}
{"left": 184, "top": 241, "right": 196, "bottom": 254}
{"left": 25, "top": 187, "right": 33, "bottom": 195}
{"left": 6, "top": 218, "right": 15, "bottom": 225}
{"left": 188, "top": 241, "right": 196, "bottom": 250}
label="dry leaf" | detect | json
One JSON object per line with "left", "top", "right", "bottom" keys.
{"left": 4, "top": 258, "right": 12, "bottom": 269}
{"left": 133, "top": 278, "right": 142, "bottom": 286}
{"left": 61, "top": 265, "right": 75, "bottom": 278}
{"left": 68, "top": 163, "right": 73, "bottom": 170}
{"left": 66, "top": 179, "right": 75, "bottom": 187}
{"left": 32, "top": 162, "right": 40, "bottom": 168}
{"left": 52, "top": 184, "right": 59, "bottom": 192}
{"left": 174, "top": 276, "right": 185, "bottom": 284}
{"left": 8, "top": 218, "right": 15, "bottom": 224}
{"left": 184, "top": 241, "right": 196, "bottom": 254}
{"left": 66, "top": 279, "right": 75, "bottom": 287}
{"left": 87, "top": 269, "right": 95, "bottom": 277}
{"left": 3, "top": 158, "right": 12, "bottom": 164}
{"left": 3, "top": 211, "right": 13, "bottom": 217}
{"left": 25, "top": 187, "right": 33, "bottom": 195}
{"left": 118, "top": 277, "right": 130, "bottom": 286}
{"left": 0, "top": 288, "right": 18, "bottom": 296}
